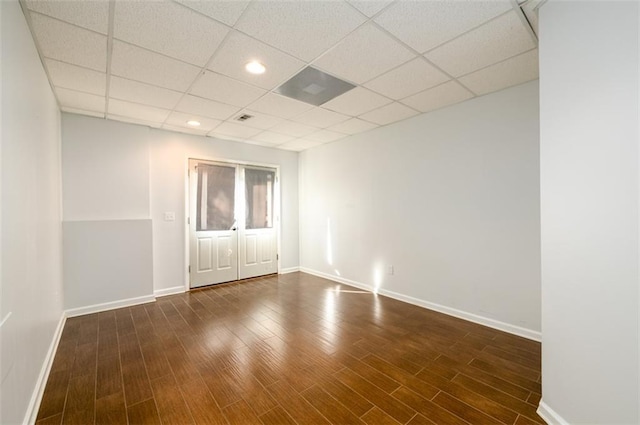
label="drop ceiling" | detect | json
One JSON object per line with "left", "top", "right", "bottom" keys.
{"left": 21, "top": 0, "right": 540, "bottom": 152}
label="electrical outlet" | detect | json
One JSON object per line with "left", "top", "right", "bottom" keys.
{"left": 387, "top": 265, "right": 394, "bottom": 275}
{"left": 164, "top": 212, "right": 175, "bottom": 221}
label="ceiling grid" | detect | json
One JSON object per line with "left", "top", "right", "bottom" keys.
{"left": 19, "top": 0, "right": 541, "bottom": 151}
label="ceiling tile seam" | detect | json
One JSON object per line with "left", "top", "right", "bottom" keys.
{"left": 18, "top": 2, "right": 64, "bottom": 113}
{"left": 396, "top": 79, "right": 475, "bottom": 107}
{"left": 169, "top": 0, "right": 238, "bottom": 31}
{"left": 42, "top": 57, "right": 109, "bottom": 76}
{"left": 453, "top": 46, "right": 539, "bottom": 81}
{"left": 104, "top": 0, "right": 115, "bottom": 118}
{"left": 421, "top": 7, "right": 525, "bottom": 56}
{"left": 51, "top": 85, "right": 108, "bottom": 101}
{"left": 156, "top": 35, "right": 237, "bottom": 130}
{"left": 361, "top": 20, "right": 460, "bottom": 97}
{"left": 342, "top": 0, "right": 398, "bottom": 22}
{"left": 231, "top": 7, "right": 381, "bottom": 123}
{"left": 511, "top": 0, "right": 539, "bottom": 43}
{"left": 26, "top": 9, "right": 109, "bottom": 37}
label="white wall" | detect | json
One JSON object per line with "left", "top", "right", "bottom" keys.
{"left": 539, "top": 2, "right": 639, "bottom": 423}
{"left": 299, "top": 81, "right": 541, "bottom": 338}
{"left": 1, "top": 1, "right": 64, "bottom": 423}
{"left": 62, "top": 116, "right": 150, "bottom": 221}
{"left": 149, "top": 126, "right": 299, "bottom": 293}
{"left": 61, "top": 115, "right": 154, "bottom": 310}
{"left": 61, "top": 114, "right": 299, "bottom": 298}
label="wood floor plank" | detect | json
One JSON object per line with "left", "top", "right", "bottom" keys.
{"left": 259, "top": 406, "right": 297, "bottom": 425}
{"left": 392, "top": 386, "right": 469, "bottom": 425}
{"left": 36, "top": 370, "right": 70, "bottom": 421}
{"left": 37, "top": 273, "right": 543, "bottom": 425}
{"left": 35, "top": 413, "right": 62, "bottom": 425}
{"left": 96, "top": 354, "right": 121, "bottom": 399}
{"left": 265, "top": 380, "right": 331, "bottom": 425}
{"left": 180, "top": 377, "right": 229, "bottom": 425}
{"left": 150, "top": 374, "right": 195, "bottom": 424}
{"left": 361, "top": 407, "right": 403, "bottom": 425}
{"left": 95, "top": 392, "right": 127, "bottom": 425}
{"left": 301, "top": 385, "right": 365, "bottom": 425}
{"left": 334, "top": 368, "right": 416, "bottom": 423}
{"left": 61, "top": 374, "right": 95, "bottom": 425}
{"left": 127, "top": 399, "right": 161, "bottom": 425}
{"left": 222, "top": 399, "right": 261, "bottom": 424}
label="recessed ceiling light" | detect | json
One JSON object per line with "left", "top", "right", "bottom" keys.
{"left": 245, "top": 61, "right": 266, "bottom": 75}
{"left": 186, "top": 120, "right": 201, "bottom": 127}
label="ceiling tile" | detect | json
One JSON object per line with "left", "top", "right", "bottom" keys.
{"left": 30, "top": 13, "right": 107, "bottom": 71}
{"left": 211, "top": 122, "right": 262, "bottom": 139}
{"left": 45, "top": 59, "right": 106, "bottom": 96}
{"left": 114, "top": 0, "right": 229, "bottom": 66}
{"left": 175, "top": 95, "right": 240, "bottom": 120}
{"left": 359, "top": 102, "right": 418, "bottom": 126}
{"left": 458, "top": 49, "right": 538, "bottom": 95}
{"left": 235, "top": 1, "right": 366, "bottom": 61}
{"left": 165, "top": 111, "right": 221, "bottom": 132}
{"left": 56, "top": 87, "right": 105, "bottom": 113}
{"left": 313, "top": 23, "right": 415, "bottom": 85}
{"left": 401, "top": 81, "right": 474, "bottom": 113}
{"left": 347, "top": 0, "right": 394, "bottom": 17}
{"left": 251, "top": 131, "right": 295, "bottom": 145}
{"left": 269, "top": 121, "right": 319, "bottom": 138}
{"left": 226, "top": 110, "right": 284, "bottom": 130}
{"left": 108, "top": 99, "right": 171, "bottom": 124}
{"left": 190, "top": 71, "right": 267, "bottom": 107}
{"left": 208, "top": 134, "right": 248, "bottom": 144}
{"left": 107, "top": 114, "right": 162, "bottom": 128}
{"left": 306, "top": 129, "right": 347, "bottom": 143}
{"left": 364, "top": 58, "right": 450, "bottom": 100}
{"left": 277, "top": 139, "right": 325, "bottom": 151}
{"left": 208, "top": 31, "right": 305, "bottom": 90}
{"left": 322, "top": 87, "right": 392, "bottom": 116}
{"left": 25, "top": 0, "right": 109, "bottom": 34}
{"left": 425, "top": 11, "right": 536, "bottom": 77}
{"left": 327, "top": 117, "right": 378, "bottom": 135}
{"left": 374, "top": 0, "right": 512, "bottom": 53}
{"left": 161, "top": 123, "right": 209, "bottom": 136}
{"left": 521, "top": 1, "right": 540, "bottom": 36}
{"left": 111, "top": 41, "right": 201, "bottom": 92}
{"left": 174, "top": 0, "right": 250, "bottom": 26}
{"left": 292, "top": 108, "right": 350, "bottom": 128}
{"left": 109, "top": 76, "right": 183, "bottom": 110}
{"left": 61, "top": 106, "right": 104, "bottom": 118}
{"left": 247, "top": 93, "right": 314, "bottom": 119}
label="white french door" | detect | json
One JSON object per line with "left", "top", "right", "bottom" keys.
{"left": 188, "top": 159, "right": 278, "bottom": 288}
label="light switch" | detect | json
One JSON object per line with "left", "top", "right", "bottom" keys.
{"left": 164, "top": 212, "right": 175, "bottom": 222}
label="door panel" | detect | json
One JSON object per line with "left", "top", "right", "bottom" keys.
{"left": 189, "top": 160, "right": 238, "bottom": 287}
{"left": 245, "top": 235, "right": 258, "bottom": 265}
{"left": 239, "top": 167, "right": 278, "bottom": 280}
{"left": 189, "top": 160, "right": 278, "bottom": 287}
{"left": 197, "top": 238, "right": 213, "bottom": 271}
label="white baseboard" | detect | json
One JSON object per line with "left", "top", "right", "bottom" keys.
{"left": 154, "top": 286, "right": 186, "bottom": 297}
{"left": 65, "top": 294, "right": 156, "bottom": 317}
{"left": 537, "top": 400, "right": 569, "bottom": 425}
{"left": 25, "top": 312, "right": 67, "bottom": 425}
{"left": 300, "top": 267, "right": 373, "bottom": 292}
{"left": 299, "top": 267, "right": 541, "bottom": 342}
{"left": 279, "top": 267, "right": 300, "bottom": 274}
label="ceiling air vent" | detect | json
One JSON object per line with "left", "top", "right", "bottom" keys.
{"left": 275, "top": 66, "right": 356, "bottom": 106}
{"left": 235, "top": 114, "right": 253, "bottom": 122}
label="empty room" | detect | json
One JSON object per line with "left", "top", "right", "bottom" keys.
{"left": 1, "top": 0, "right": 639, "bottom": 424}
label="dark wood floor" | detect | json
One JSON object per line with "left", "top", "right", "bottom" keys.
{"left": 36, "top": 272, "right": 543, "bottom": 425}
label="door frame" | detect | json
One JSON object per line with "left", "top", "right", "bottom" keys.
{"left": 183, "top": 156, "right": 281, "bottom": 292}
